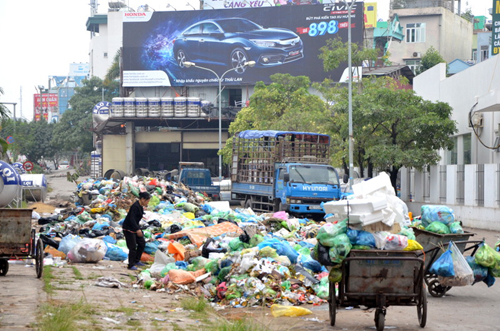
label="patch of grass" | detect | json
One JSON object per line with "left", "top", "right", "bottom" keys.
{"left": 126, "top": 319, "right": 141, "bottom": 327}
{"left": 211, "top": 318, "right": 270, "bottom": 331}
{"left": 87, "top": 273, "right": 100, "bottom": 280}
{"left": 180, "top": 297, "right": 211, "bottom": 313}
{"left": 38, "top": 299, "right": 96, "bottom": 331}
{"left": 71, "top": 266, "right": 84, "bottom": 280}
{"left": 42, "top": 265, "right": 54, "bottom": 294}
{"left": 171, "top": 322, "right": 182, "bottom": 331}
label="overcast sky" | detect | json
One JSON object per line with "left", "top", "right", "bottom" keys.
{"left": 0, "top": 0, "right": 492, "bottom": 120}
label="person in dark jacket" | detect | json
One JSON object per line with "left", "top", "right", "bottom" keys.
{"left": 123, "top": 192, "right": 150, "bottom": 270}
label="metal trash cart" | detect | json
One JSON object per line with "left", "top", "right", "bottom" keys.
{"left": 413, "top": 228, "right": 482, "bottom": 297}
{"left": 329, "top": 250, "right": 426, "bottom": 331}
{"left": 0, "top": 208, "right": 43, "bottom": 278}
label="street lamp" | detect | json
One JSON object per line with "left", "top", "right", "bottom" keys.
{"left": 183, "top": 61, "right": 256, "bottom": 182}
{"left": 166, "top": 3, "right": 177, "bottom": 10}
{"left": 339, "top": 0, "right": 356, "bottom": 191}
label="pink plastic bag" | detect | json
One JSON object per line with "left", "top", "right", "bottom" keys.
{"left": 273, "top": 211, "right": 288, "bottom": 220}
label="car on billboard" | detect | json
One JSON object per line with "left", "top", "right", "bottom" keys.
{"left": 172, "top": 18, "right": 304, "bottom": 74}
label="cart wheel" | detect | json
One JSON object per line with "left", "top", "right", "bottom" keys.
{"left": 328, "top": 281, "right": 336, "bottom": 326}
{"left": 35, "top": 238, "right": 44, "bottom": 279}
{"left": 0, "top": 259, "right": 9, "bottom": 276}
{"left": 375, "top": 308, "right": 385, "bottom": 331}
{"left": 428, "top": 279, "right": 447, "bottom": 297}
{"left": 417, "top": 287, "right": 427, "bottom": 327}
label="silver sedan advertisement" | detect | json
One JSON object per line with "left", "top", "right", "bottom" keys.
{"left": 122, "top": 4, "right": 363, "bottom": 87}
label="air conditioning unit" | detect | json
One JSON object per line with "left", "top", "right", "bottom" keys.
{"left": 412, "top": 52, "right": 421, "bottom": 58}
{"left": 471, "top": 113, "right": 483, "bottom": 128}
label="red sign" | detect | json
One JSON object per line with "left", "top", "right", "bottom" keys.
{"left": 23, "top": 161, "right": 34, "bottom": 172}
{"left": 33, "top": 93, "right": 59, "bottom": 121}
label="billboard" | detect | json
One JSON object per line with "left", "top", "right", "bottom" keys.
{"left": 69, "top": 63, "right": 90, "bottom": 77}
{"left": 34, "top": 93, "right": 58, "bottom": 122}
{"left": 204, "top": 0, "right": 325, "bottom": 9}
{"left": 122, "top": 4, "right": 364, "bottom": 87}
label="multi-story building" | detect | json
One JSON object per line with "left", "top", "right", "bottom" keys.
{"left": 388, "top": 0, "right": 474, "bottom": 73}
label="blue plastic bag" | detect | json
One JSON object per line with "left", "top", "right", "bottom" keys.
{"left": 102, "top": 235, "right": 117, "bottom": 245}
{"left": 92, "top": 221, "right": 110, "bottom": 231}
{"left": 144, "top": 241, "right": 160, "bottom": 255}
{"left": 421, "top": 205, "right": 455, "bottom": 227}
{"left": 429, "top": 248, "right": 455, "bottom": 277}
{"left": 299, "top": 254, "right": 322, "bottom": 273}
{"left": 58, "top": 235, "right": 82, "bottom": 255}
{"left": 466, "top": 256, "right": 488, "bottom": 285}
{"left": 347, "top": 229, "right": 376, "bottom": 248}
{"left": 104, "top": 243, "right": 128, "bottom": 261}
{"left": 257, "top": 238, "right": 299, "bottom": 264}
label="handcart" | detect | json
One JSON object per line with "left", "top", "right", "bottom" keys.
{"left": 329, "top": 250, "right": 426, "bottom": 331}
{"left": 0, "top": 208, "right": 43, "bottom": 278}
{"left": 413, "top": 227, "right": 482, "bottom": 297}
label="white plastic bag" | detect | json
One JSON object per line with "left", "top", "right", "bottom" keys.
{"left": 67, "top": 238, "right": 107, "bottom": 263}
{"left": 383, "top": 234, "right": 409, "bottom": 250}
{"left": 438, "top": 241, "right": 474, "bottom": 287}
{"left": 373, "top": 231, "right": 390, "bottom": 249}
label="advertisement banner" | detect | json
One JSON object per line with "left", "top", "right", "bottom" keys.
{"left": 122, "top": 4, "right": 364, "bottom": 87}
{"left": 363, "top": 2, "right": 377, "bottom": 28}
{"left": 492, "top": 0, "right": 500, "bottom": 55}
{"left": 34, "top": 93, "right": 58, "bottom": 121}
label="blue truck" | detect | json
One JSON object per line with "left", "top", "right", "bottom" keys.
{"left": 178, "top": 162, "right": 221, "bottom": 200}
{"left": 230, "top": 130, "right": 343, "bottom": 216}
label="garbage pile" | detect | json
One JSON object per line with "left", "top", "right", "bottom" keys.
{"left": 38, "top": 176, "right": 333, "bottom": 307}
{"left": 411, "top": 205, "right": 464, "bottom": 234}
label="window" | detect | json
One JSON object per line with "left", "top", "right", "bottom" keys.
{"left": 405, "top": 59, "right": 421, "bottom": 74}
{"left": 472, "top": 49, "right": 477, "bottom": 62}
{"left": 104, "top": 52, "right": 108, "bottom": 58}
{"left": 406, "top": 23, "right": 426, "bottom": 43}
{"left": 463, "top": 134, "right": 471, "bottom": 164}
{"left": 447, "top": 137, "right": 458, "bottom": 165}
{"left": 481, "top": 46, "right": 489, "bottom": 61}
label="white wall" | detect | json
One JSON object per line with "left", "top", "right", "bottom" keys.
{"left": 414, "top": 56, "right": 500, "bottom": 165}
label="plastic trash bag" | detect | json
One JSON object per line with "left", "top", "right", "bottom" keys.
{"left": 312, "top": 277, "right": 329, "bottom": 299}
{"left": 475, "top": 243, "right": 498, "bottom": 268}
{"left": 437, "top": 241, "right": 473, "bottom": 287}
{"left": 425, "top": 221, "right": 451, "bottom": 235}
{"left": 404, "top": 240, "right": 423, "bottom": 251}
{"left": 429, "top": 247, "right": 455, "bottom": 277}
{"left": 399, "top": 227, "right": 416, "bottom": 241}
{"left": 449, "top": 222, "right": 464, "bottom": 234}
{"left": 104, "top": 242, "right": 128, "bottom": 261}
{"left": 328, "top": 234, "right": 352, "bottom": 264}
{"left": 67, "top": 239, "right": 107, "bottom": 263}
{"left": 316, "top": 219, "right": 348, "bottom": 247}
{"left": 372, "top": 231, "right": 389, "bottom": 249}
{"left": 58, "top": 235, "right": 83, "bottom": 255}
{"left": 299, "top": 254, "right": 322, "bottom": 273}
{"left": 466, "top": 256, "right": 488, "bottom": 284}
{"left": 271, "top": 304, "right": 312, "bottom": 317}
{"left": 329, "top": 267, "right": 342, "bottom": 283}
{"left": 484, "top": 272, "right": 496, "bottom": 287}
{"left": 312, "top": 242, "right": 335, "bottom": 266}
{"left": 421, "top": 205, "right": 455, "bottom": 227}
{"left": 257, "top": 238, "right": 299, "bottom": 263}
{"left": 347, "top": 229, "right": 376, "bottom": 248}
{"left": 144, "top": 241, "right": 160, "bottom": 255}
{"left": 384, "top": 234, "right": 408, "bottom": 250}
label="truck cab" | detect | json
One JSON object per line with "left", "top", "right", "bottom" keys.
{"left": 178, "top": 162, "right": 220, "bottom": 200}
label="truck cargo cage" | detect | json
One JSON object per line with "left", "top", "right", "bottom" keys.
{"left": 231, "top": 130, "right": 330, "bottom": 184}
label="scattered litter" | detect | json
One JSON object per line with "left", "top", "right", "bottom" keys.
{"left": 95, "top": 277, "right": 128, "bottom": 288}
{"left": 102, "top": 317, "right": 120, "bottom": 324}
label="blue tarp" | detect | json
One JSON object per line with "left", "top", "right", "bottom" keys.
{"left": 237, "top": 130, "right": 330, "bottom": 141}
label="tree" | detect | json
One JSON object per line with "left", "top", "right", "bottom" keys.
{"left": 416, "top": 46, "right": 447, "bottom": 75}
{"left": 0, "top": 87, "right": 11, "bottom": 118}
{"left": 319, "top": 37, "right": 379, "bottom": 79}
{"left": 51, "top": 77, "right": 103, "bottom": 154}
{"left": 328, "top": 76, "right": 457, "bottom": 188}
{"left": 220, "top": 73, "right": 331, "bottom": 164}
